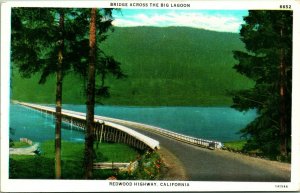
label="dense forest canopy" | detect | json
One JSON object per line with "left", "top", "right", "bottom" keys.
{"left": 11, "top": 26, "right": 253, "bottom": 106}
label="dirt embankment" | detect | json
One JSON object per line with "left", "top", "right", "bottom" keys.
{"left": 157, "top": 147, "right": 189, "bottom": 180}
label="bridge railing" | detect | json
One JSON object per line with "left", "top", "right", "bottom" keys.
{"left": 132, "top": 122, "right": 223, "bottom": 149}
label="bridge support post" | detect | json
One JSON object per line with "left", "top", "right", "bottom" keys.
{"left": 100, "top": 123, "right": 104, "bottom": 144}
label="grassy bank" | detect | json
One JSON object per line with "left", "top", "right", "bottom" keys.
{"left": 11, "top": 27, "right": 253, "bottom": 106}
{"left": 10, "top": 141, "right": 140, "bottom": 179}
{"left": 223, "top": 140, "right": 246, "bottom": 152}
{"left": 10, "top": 141, "right": 31, "bottom": 148}
{"left": 223, "top": 140, "right": 267, "bottom": 159}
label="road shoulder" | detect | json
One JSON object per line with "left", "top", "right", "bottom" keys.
{"left": 157, "top": 146, "right": 189, "bottom": 180}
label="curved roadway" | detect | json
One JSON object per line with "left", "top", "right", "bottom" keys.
{"left": 101, "top": 119, "right": 291, "bottom": 182}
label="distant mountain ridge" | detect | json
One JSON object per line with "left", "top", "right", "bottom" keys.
{"left": 12, "top": 26, "right": 253, "bottom": 106}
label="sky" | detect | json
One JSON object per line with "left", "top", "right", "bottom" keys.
{"left": 112, "top": 9, "right": 249, "bottom": 33}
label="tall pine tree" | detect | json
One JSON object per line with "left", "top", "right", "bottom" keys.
{"left": 11, "top": 8, "right": 83, "bottom": 178}
{"left": 232, "top": 10, "right": 292, "bottom": 160}
{"left": 72, "top": 8, "right": 125, "bottom": 179}
{"left": 55, "top": 9, "right": 64, "bottom": 179}
{"left": 12, "top": 8, "right": 65, "bottom": 178}
{"left": 85, "top": 8, "right": 97, "bottom": 179}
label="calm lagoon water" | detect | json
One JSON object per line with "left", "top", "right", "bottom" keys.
{"left": 9, "top": 104, "right": 85, "bottom": 142}
{"left": 9, "top": 104, "right": 256, "bottom": 142}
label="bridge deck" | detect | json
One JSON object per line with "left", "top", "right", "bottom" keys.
{"left": 16, "top": 102, "right": 160, "bottom": 150}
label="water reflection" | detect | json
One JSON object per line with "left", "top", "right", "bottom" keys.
{"left": 9, "top": 104, "right": 84, "bottom": 142}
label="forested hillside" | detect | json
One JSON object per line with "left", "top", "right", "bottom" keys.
{"left": 11, "top": 26, "right": 253, "bottom": 106}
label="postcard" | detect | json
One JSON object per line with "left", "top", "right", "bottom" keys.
{"left": 1, "top": 0, "right": 300, "bottom": 192}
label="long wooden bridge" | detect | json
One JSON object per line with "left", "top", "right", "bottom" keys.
{"left": 16, "top": 102, "right": 159, "bottom": 150}
{"left": 15, "top": 102, "right": 222, "bottom": 150}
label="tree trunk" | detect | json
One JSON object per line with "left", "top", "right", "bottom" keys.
{"left": 55, "top": 10, "right": 64, "bottom": 179}
{"left": 279, "top": 28, "right": 287, "bottom": 157}
{"left": 84, "top": 8, "right": 97, "bottom": 179}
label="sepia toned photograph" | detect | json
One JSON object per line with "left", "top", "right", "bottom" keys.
{"left": 1, "top": 0, "right": 299, "bottom": 192}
